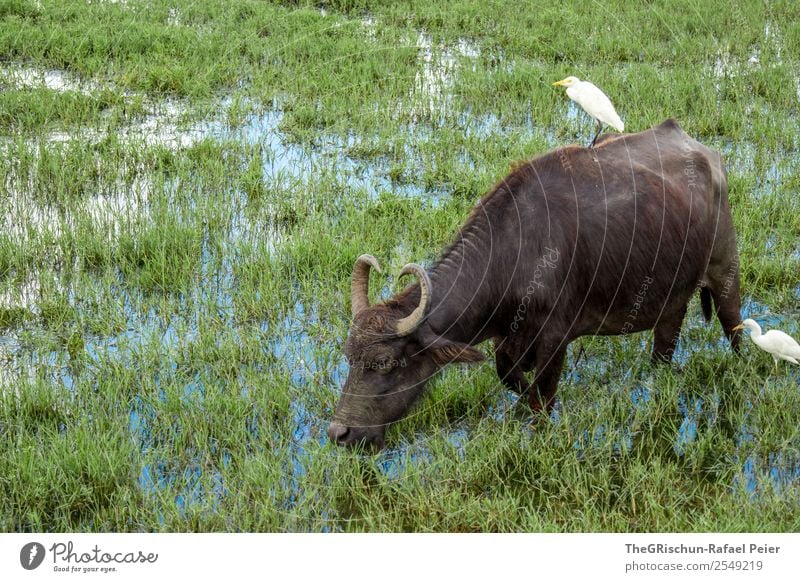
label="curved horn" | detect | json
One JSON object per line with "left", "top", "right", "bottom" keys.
{"left": 351, "top": 254, "right": 381, "bottom": 318}
{"left": 395, "top": 263, "right": 431, "bottom": 336}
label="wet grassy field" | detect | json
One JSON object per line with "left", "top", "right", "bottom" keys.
{"left": 0, "top": 0, "right": 799, "bottom": 532}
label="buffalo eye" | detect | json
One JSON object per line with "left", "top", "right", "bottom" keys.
{"left": 373, "top": 358, "right": 397, "bottom": 375}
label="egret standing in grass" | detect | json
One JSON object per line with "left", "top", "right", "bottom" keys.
{"left": 733, "top": 318, "right": 800, "bottom": 372}
{"left": 553, "top": 76, "right": 624, "bottom": 147}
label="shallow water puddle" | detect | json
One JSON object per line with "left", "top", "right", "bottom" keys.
{"left": 710, "top": 21, "right": 785, "bottom": 85}
{"left": 1, "top": 192, "right": 64, "bottom": 244}
{"left": 726, "top": 145, "right": 800, "bottom": 202}
{"left": 0, "top": 60, "right": 205, "bottom": 149}
{"left": 673, "top": 394, "right": 714, "bottom": 455}
{"left": 412, "top": 32, "right": 479, "bottom": 121}
{"left": 278, "top": 400, "right": 325, "bottom": 510}
{"left": 138, "top": 458, "right": 226, "bottom": 517}
{"left": 0, "top": 272, "right": 41, "bottom": 312}
{"left": 44, "top": 97, "right": 202, "bottom": 149}
{"left": 0, "top": 65, "right": 101, "bottom": 95}
{"left": 29, "top": 91, "right": 444, "bottom": 204}
{"left": 213, "top": 102, "right": 446, "bottom": 204}
{"left": 735, "top": 420, "right": 800, "bottom": 496}
{"left": 265, "top": 300, "right": 349, "bottom": 390}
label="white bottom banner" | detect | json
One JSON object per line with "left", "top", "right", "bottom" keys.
{"left": 1, "top": 533, "right": 798, "bottom": 581}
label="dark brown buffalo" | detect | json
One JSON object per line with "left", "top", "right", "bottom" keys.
{"left": 328, "top": 119, "right": 742, "bottom": 449}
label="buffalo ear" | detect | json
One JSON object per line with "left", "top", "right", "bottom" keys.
{"left": 431, "top": 341, "right": 485, "bottom": 365}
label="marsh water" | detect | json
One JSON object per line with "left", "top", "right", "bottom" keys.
{"left": 1, "top": 16, "right": 799, "bottom": 523}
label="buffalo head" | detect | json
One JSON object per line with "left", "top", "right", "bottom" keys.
{"left": 327, "top": 254, "right": 484, "bottom": 450}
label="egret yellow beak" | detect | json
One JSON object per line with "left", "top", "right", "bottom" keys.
{"left": 553, "top": 78, "right": 569, "bottom": 87}
{"left": 732, "top": 324, "right": 744, "bottom": 331}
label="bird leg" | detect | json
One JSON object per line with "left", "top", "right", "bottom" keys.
{"left": 589, "top": 121, "right": 603, "bottom": 148}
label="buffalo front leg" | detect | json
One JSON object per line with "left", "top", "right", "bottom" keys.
{"left": 494, "top": 337, "right": 536, "bottom": 395}
{"left": 495, "top": 349, "right": 530, "bottom": 395}
{"left": 529, "top": 343, "right": 567, "bottom": 414}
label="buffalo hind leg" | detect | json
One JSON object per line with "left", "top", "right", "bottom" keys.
{"left": 652, "top": 306, "right": 688, "bottom": 363}
{"left": 529, "top": 344, "right": 567, "bottom": 414}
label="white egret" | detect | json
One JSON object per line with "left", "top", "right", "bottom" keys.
{"left": 553, "top": 76, "right": 624, "bottom": 147}
{"left": 733, "top": 318, "right": 800, "bottom": 372}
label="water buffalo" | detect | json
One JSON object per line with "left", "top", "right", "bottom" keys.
{"left": 328, "top": 119, "right": 742, "bottom": 449}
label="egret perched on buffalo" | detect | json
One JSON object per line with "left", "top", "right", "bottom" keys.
{"left": 733, "top": 318, "right": 800, "bottom": 372}
{"left": 553, "top": 76, "right": 624, "bottom": 147}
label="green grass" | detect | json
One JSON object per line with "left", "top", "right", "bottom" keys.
{"left": 0, "top": 0, "right": 799, "bottom": 532}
